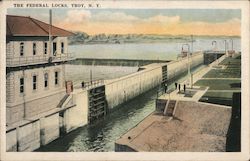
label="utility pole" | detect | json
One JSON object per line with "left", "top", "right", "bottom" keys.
{"left": 191, "top": 35, "right": 193, "bottom": 55}
{"left": 230, "top": 38, "right": 234, "bottom": 51}
{"left": 224, "top": 40, "right": 227, "bottom": 55}
{"left": 90, "top": 69, "right": 93, "bottom": 85}
{"left": 182, "top": 43, "right": 191, "bottom": 87}
{"left": 49, "top": 9, "right": 52, "bottom": 60}
{"left": 212, "top": 40, "right": 218, "bottom": 64}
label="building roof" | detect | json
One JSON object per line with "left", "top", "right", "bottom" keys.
{"left": 7, "top": 15, "right": 74, "bottom": 37}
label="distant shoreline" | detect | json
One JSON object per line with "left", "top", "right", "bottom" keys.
{"left": 69, "top": 32, "right": 240, "bottom": 45}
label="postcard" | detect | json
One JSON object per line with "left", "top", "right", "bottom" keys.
{"left": 0, "top": 0, "right": 249, "bottom": 161}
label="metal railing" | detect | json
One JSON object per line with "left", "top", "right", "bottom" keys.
{"left": 6, "top": 53, "right": 74, "bottom": 67}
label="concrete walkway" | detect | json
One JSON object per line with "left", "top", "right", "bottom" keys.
{"left": 160, "top": 87, "right": 209, "bottom": 102}
{"left": 208, "top": 90, "right": 241, "bottom": 92}
{"left": 160, "top": 55, "right": 227, "bottom": 103}
{"left": 200, "top": 78, "right": 241, "bottom": 80}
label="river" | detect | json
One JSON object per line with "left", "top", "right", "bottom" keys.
{"left": 69, "top": 38, "right": 241, "bottom": 60}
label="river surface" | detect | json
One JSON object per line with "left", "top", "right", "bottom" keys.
{"left": 65, "top": 65, "right": 138, "bottom": 87}
{"left": 69, "top": 38, "right": 241, "bottom": 60}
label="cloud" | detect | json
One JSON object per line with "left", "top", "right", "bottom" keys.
{"left": 59, "top": 10, "right": 180, "bottom": 25}
{"left": 92, "top": 11, "right": 139, "bottom": 23}
{"left": 63, "top": 10, "right": 91, "bottom": 24}
{"left": 145, "top": 15, "right": 180, "bottom": 24}
{"left": 225, "top": 18, "right": 241, "bottom": 24}
{"left": 55, "top": 10, "right": 240, "bottom": 36}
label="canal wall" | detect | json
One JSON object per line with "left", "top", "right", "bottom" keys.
{"left": 7, "top": 119, "right": 42, "bottom": 152}
{"left": 64, "top": 90, "right": 89, "bottom": 132}
{"left": 167, "top": 52, "right": 204, "bottom": 81}
{"left": 40, "top": 114, "right": 60, "bottom": 146}
{"left": 69, "top": 58, "right": 169, "bottom": 67}
{"left": 105, "top": 64, "right": 162, "bottom": 109}
{"left": 105, "top": 52, "right": 204, "bottom": 109}
{"left": 6, "top": 89, "right": 89, "bottom": 152}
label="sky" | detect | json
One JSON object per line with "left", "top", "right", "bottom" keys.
{"left": 8, "top": 9, "right": 241, "bottom": 36}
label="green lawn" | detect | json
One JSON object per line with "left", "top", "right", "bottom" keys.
{"left": 197, "top": 55, "right": 241, "bottom": 106}
{"left": 199, "top": 91, "right": 234, "bottom": 106}
{"left": 201, "top": 91, "right": 234, "bottom": 99}
{"left": 219, "top": 55, "right": 241, "bottom": 66}
{"left": 194, "top": 79, "right": 241, "bottom": 90}
{"left": 204, "top": 56, "right": 241, "bottom": 78}
{"left": 203, "top": 68, "right": 240, "bottom": 78}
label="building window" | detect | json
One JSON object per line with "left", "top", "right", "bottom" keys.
{"left": 20, "top": 77, "right": 24, "bottom": 93}
{"left": 53, "top": 42, "right": 57, "bottom": 56}
{"left": 33, "top": 75, "right": 37, "bottom": 90}
{"left": 55, "top": 71, "right": 59, "bottom": 85}
{"left": 44, "top": 42, "right": 47, "bottom": 55}
{"left": 61, "top": 42, "right": 64, "bottom": 54}
{"left": 44, "top": 73, "right": 48, "bottom": 88}
{"left": 33, "top": 43, "right": 36, "bottom": 55}
{"left": 20, "top": 42, "right": 24, "bottom": 56}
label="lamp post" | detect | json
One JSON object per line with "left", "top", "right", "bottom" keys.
{"left": 230, "top": 38, "right": 234, "bottom": 51}
{"left": 182, "top": 43, "right": 191, "bottom": 88}
{"left": 90, "top": 69, "right": 93, "bottom": 85}
{"left": 191, "top": 35, "right": 194, "bottom": 55}
{"left": 224, "top": 40, "right": 227, "bottom": 56}
{"left": 212, "top": 40, "right": 217, "bottom": 51}
{"left": 212, "top": 40, "right": 218, "bottom": 63}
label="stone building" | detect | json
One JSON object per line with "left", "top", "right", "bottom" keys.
{"left": 6, "top": 15, "right": 74, "bottom": 124}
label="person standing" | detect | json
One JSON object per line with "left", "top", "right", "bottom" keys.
{"left": 175, "top": 82, "right": 178, "bottom": 89}
{"left": 184, "top": 84, "right": 186, "bottom": 93}
{"left": 178, "top": 84, "right": 181, "bottom": 92}
{"left": 165, "top": 83, "right": 168, "bottom": 93}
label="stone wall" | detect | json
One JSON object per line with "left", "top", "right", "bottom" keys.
{"left": 105, "top": 52, "right": 204, "bottom": 110}
{"left": 105, "top": 65, "right": 162, "bottom": 109}
{"left": 17, "top": 121, "right": 40, "bottom": 151}
{"left": 6, "top": 90, "right": 89, "bottom": 152}
{"left": 167, "top": 52, "right": 204, "bottom": 81}
{"left": 40, "top": 113, "right": 60, "bottom": 145}
{"left": 6, "top": 129, "right": 17, "bottom": 152}
{"left": 64, "top": 90, "right": 89, "bottom": 133}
